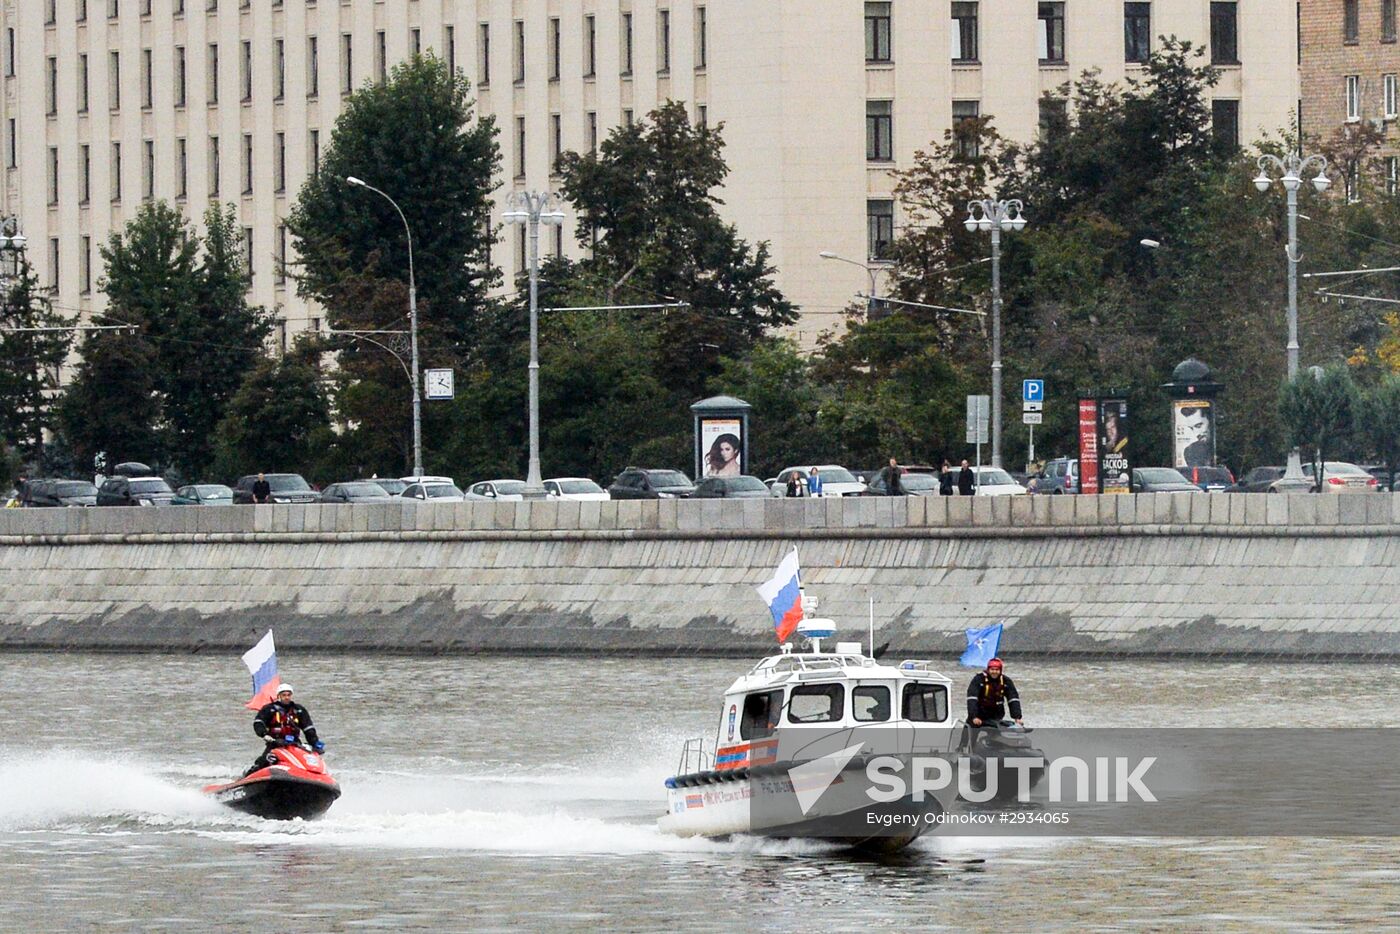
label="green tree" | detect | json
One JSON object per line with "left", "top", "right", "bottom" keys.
{"left": 211, "top": 349, "right": 331, "bottom": 479}
{"left": 0, "top": 253, "right": 73, "bottom": 471}
{"left": 711, "top": 338, "right": 827, "bottom": 478}
{"left": 1279, "top": 365, "right": 1358, "bottom": 491}
{"left": 57, "top": 329, "right": 162, "bottom": 471}
{"left": 1357, "top": 375, "right": 1400, "bottom": 487}
{"left": 286, "top": 54, "right": 500, "bottom": 473}
{"left": 555, "top": 102, "right": 795, "bottom": 404}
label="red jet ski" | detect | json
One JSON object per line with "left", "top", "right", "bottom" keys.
{"left": 203, "top": 741, "right": 341, "bottom": 820}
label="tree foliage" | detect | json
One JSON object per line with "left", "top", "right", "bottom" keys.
{"left": 211, "top": 348, "right": 331, "bottom": 479}
{"left": 0, "top": 253, "right": 72, "bottom": 471}
{"left": 1280, "top": 366, "right": 1358, "bottom": 489}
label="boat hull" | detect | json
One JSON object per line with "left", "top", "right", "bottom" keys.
{"left": 203, "top": 769, "right": 341, "bottom": 821}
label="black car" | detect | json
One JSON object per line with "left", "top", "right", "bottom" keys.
{"left": 21, "top": 478, "right": 98, "bottom": 507}
{"left": 1225, "top": 466, "right": 1286, "bottom": 493}
{"left": 606, "top": 468, "right": 695, "bottom": 499}
{"left": 320, "top": 481, "right": 395, "bottom": 504}
{"left": 863, "top": 471, "right": 941, "bottom": 496}
{"left": 1177, "top": 465, "right": 1235, "bottom": 492}
{"left": 97, "top": 475, "right": 175, "bottom": 506}
{"left": 1129, "top": 468, "right": 1203, "bottom": 493}
{"left": 232, "top": 473, "right": 319, "bottom": 504}
{"left": 690, "top": 475, "right": 772, "bottom": 499}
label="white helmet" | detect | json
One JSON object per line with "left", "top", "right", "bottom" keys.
{"left": 275, "top": 684, "right": 294, "bottom": 696}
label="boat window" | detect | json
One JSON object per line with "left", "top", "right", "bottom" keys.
{"left": 903, "top": 683, "right": 948, "bottom": 722}
{"left": 853, "top": 685, "right": 891, "bottom": 722}
{"left": 788, "top": 683, "right": 845, "bottom": 723}
{"left": 740, "top": 689, "right": 783, "bottom": 740}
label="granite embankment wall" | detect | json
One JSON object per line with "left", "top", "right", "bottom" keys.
{"left": 2, "top": 493, "right": 1400, "bottom": 657}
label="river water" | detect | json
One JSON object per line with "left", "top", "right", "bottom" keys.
{"left": 3, "top": 653, "right": 1398, "bottom": 931}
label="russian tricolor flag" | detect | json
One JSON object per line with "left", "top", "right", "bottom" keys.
{"left": 241, "top": 630, "right": 281, "bottom": 710}
{"left": 756, "top": 549, "right": 804, "bottom": 642}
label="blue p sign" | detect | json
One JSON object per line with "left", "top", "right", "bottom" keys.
{"left": 1023, "top": 379, "right": 1044, "bottom": 403}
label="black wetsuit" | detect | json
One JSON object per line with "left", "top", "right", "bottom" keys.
{"left": 246, "top": 700, "right": 321, "bottom": 774}
{"left": 965, "top": 672, "right": 1022, "bottom": 724}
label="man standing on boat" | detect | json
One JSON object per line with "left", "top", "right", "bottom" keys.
{"left": 966, "top": 658, "right": 1022, "bottom": 728}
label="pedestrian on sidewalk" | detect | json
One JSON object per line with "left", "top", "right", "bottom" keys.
{"left": 958, "top": 460, "right": 975, "bottom": 496}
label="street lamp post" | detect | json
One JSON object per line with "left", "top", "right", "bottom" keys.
{"left": 346, "top": 176, "right": 422, "bottom": 478}
{"left": 503, "top": 190, "right": 566, "bottom": 498}
{"left": 819, "top": 251, "right": 891, "bottom": 318}
{"left": 964, "top": 199, "right": 1027, "bottom": 468}
{"left": 1253, "top": 152, "right": 1330, "bottom": 482}
{"left": 0, "top": 216, "right": 27, "bottom": 282}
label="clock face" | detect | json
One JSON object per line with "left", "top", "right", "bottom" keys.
{"left": 425, "top": 369, "right": 454, "bottom": 399}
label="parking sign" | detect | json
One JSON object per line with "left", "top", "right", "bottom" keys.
{"left": 1023, "top": 379, "right": 1044, "bottom": 403}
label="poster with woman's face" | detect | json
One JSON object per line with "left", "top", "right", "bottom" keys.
{"left": 701, "top": 419, "right": 743, "bottom": 477}
{"left": 1173, "top": 400, "right": 1215, "bottom": 468}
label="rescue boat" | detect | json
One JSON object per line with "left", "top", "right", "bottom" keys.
{"left": 203, "top": 742, "right": 341, "bottom": 821}
{"left": 658, "top": 614, "right": 961, "bottom": 853}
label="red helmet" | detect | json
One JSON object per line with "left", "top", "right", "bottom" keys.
{"left": 986, "top": 657, "right": 1003, "bottom": 671}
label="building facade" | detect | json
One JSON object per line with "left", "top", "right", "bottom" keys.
{"left": 3, "top": 0, "right": 1299, "bottom": 350}
{"left": 1300, "top": 0, "right": 1400, "bottom": 199}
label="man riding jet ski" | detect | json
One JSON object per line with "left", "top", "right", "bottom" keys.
{"left": 247, "top": 684, "right": 324, "bottom": 775}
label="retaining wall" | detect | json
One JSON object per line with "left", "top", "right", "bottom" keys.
{"left": 2, "top": 493, "right": 1399, "bottom": 657}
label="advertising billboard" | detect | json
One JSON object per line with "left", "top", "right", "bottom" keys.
{"left": 699, "top": 418, "right": 743, "bottom": 477}
{"left": 1098, "top": 398, "right": 1130, "bottom": 494}
{"left": 1078, "top": 398, "right": 1099, "bottom": 495}
{"left": 1172, "top": 399, "right": 1215, "bottom": 468}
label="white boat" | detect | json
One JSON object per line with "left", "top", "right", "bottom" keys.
{"left": 658, "top": 616, "right": 962, "bottom": 853}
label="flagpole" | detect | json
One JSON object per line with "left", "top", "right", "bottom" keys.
{"left": 868, "top": 595, "right": 874, "bottom": 658}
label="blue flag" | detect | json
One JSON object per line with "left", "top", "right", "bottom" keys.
{"left": 960, "top": 623, "right": 1003, "bottom": 668}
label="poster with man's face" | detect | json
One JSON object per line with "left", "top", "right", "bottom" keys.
{"left": 1098, "top": 399, "right": 1130, "bottom": 494}
{"left": 1173, "top": 400, "right": 1215, "bottom": 468}
{"left": 700, "top": 418, "right": 743, "bottom": 477}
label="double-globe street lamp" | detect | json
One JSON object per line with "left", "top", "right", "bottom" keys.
{"left": 1253, "top": 152, "right": 1330, "bottom": 482}
{"left": 964, "top": 199, "right": 1027, "bottom": 468}
{"left": 503, "top": 190, "right": 566, "bottom": 498}
{"left": 346, "top": 176, "right": 423, "bottom": 479}
{"left": 0, "top": 216, "right": 27, "bottom": 282}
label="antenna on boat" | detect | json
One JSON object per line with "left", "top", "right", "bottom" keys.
{"left": 868, "top": 595, "right": 874, "bottom": 658}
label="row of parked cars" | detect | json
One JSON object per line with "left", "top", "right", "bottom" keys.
{"left": 1027, "top": 458, "right": 1391, "bottom": 494}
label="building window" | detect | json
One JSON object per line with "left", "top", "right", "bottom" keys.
{"left": 276, "top": 224, "right": 287, "bottom": 284}
{"left": 953, "top": 99, "right": 981, "bottom": 158}
{"left": 515, "top": 116, "right": 526, "bottom": 178}
{"left": 697, "top": 7, "right": 708, "bottom": 68}
{"left": 658, "top": 10, "right": 671, "bottom": 73}
{"left": 697, "top": 103, "right": 708, "bottom": 126}
{"left": 513, "top": 20, "right": 525, "bottom": 83}
{"left": 81, "top": 144, "right": 91, "bottom": 203}
{"left": 6, "top": 28, "right": 15, "bottom": 77}
{"left": 275, "top": 40, "right": 285, "bottom": 99}
{"left": 866, "top": 3, "right": 892, "bottom": 63}
{"left": 79, "top": 54, "right": 89, "bottom": 112}
{"left": 47, "top": 147, "right": 58, "bottom": 205}
{"left": 588, "top": 111, "right": 598, "bottom": 152}
{"left": 307, "top": 37, "right": 319, "bottom": 96}
{"left": 478, "top": 24, "right": 490, "bottom": 86}
{"left": 549, "top": 18, "right": 561, "bottom": 80}
{"left": 1346, "top": 163, "right": 1360, "bottom": 203}
{"left": 309, "top": 129, "right": 320, "bottom": 177}
{"left": 1346, "top": 74, "right": 1361, "bottom": 121}
{"left": 1344, "top": 0, "right": 1359, "bottom": 42}
{"left": 866, "top": 100, "right": 893, "bottom": 161}
{"left": 621, "top": 13, "right": 634, "bottom": 75}
{"left": 410, "top": 28, "right": 421, "bottom": 57}
{"left": 142, "top": 48, "right": 153, "bottom": 108}
{"left": 174, "top": 47, "right": 186, "bottom": 108}
{"left": 49, "top": 238, "right": 59, "bottom": 290}
{"left": 623, "top": 108, "right": 633, "bottom": 126}
{"left": 80, "top": 236, "right": 92, "bottom": 294}
{"left": 275, "top": 131, "right": 286, "bottom": 192}
{"left": 6, "top": 119, "right": 15, "bottom": 168}
{"left": 110, "top": 141, "right": 122, "bottom": 201}
{"left": 1211, "top": 99, "right": 1239, "bottom": 150}
{"left": 1125, "top": 3, "right": 1151, "bottom": 63}
{"left": 243, "top": 227, "right": 254, "bottom": 276}
{"left": 143, "top": 139, "right": 155, "bottom": 199}
{"left": 551, "top": 113, "right": 562, "bottom": 170}
{"left": 375, "top": 30, "right": 386, "bottom": 84}
{"left": 207, "top": 43, "right": 219, "bottom": 104}
{"left": 1387, "top": 74, "right": 1399, "bottom": 119}
{"left": 952, "top": 3, "right": 978, "bottom": 62}
{"left": 341, "top": 34, "right": 353, "bottom": 93}
{"left": 109, "top": 50, "right": 121, "bottom": 110}
{"left": 1038, "top": 2, "right": 1065, "bottom": 62}
{"left": 868, "top": 199, "right": 895, "bottom": 260}
{"left": 47, "top": 56, "right": 58, "bottom": 115}
{"left": 78, "top": 0, "right": 88, "bottom": 23}
{"left": 1385, "top": 0, "right": 1397, "bottom": 42}
{"left": 274, "top": 318, "right": 287, "bottom": 355}
{"left": 209, "top": 136, "right": 220, "bottom": 196}
{"left": 240, "top": 40, "right": 252, "bottom": 101}
{"left": 446, "top": 25, "right": 456, "bottom": 74}
{"left": 242, "top": 134, "right": 253, "bottom": 194}
{"left": 1388, "top": 156, "right": 1399, "bottom": 195}
{"left": 553, "top": 224, "right": 563, "bottom": 259}
{"left": 176, "top": 137, "right": 187, "bottom": 199}
{"left": 46, "top": 0, "right": 57, "bottom": 26}
{"left": 1209, "top": 2, "right": 1238, "bottom": 64}
{"left": 584, "top": 15, "right": 596, "bottom": 76}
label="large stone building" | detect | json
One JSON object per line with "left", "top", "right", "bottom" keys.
{"left": 1300, "top": 0, "right": 1400, "bottom": 198}
{"left": 2, "top": 0, "right": 1299, "bottom": 348}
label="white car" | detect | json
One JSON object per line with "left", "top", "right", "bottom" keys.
{"left": 400, "top": 477, "right": 465, "bottom": 502}
{"left": 544, "top": 477, "right": 610, "bottom": 501}
{"left": 465, "top": 479, "right": 527, "bottom": 501}
{"left": 770, "top": 465, "right": 867, "bottom": 497}
{"left": 969, "top": 466, "right": 1029, "bottom": 496}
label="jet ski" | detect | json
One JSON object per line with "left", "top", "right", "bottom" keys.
{"left": 203, "top": 741, "right": 341, "bottom": 820}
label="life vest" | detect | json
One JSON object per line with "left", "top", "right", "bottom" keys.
{"left": 978, "top": 674, "right": 1007, "bottom": 711}
{"left": 265, "top": 702, "right": 302, "bottom": 739}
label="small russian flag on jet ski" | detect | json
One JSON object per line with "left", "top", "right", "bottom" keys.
{"left": 756, "top": 549, "right": 804, "bottom": 642}
{"left": 241, "top": 630, "right": 281, "bottom": 710}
